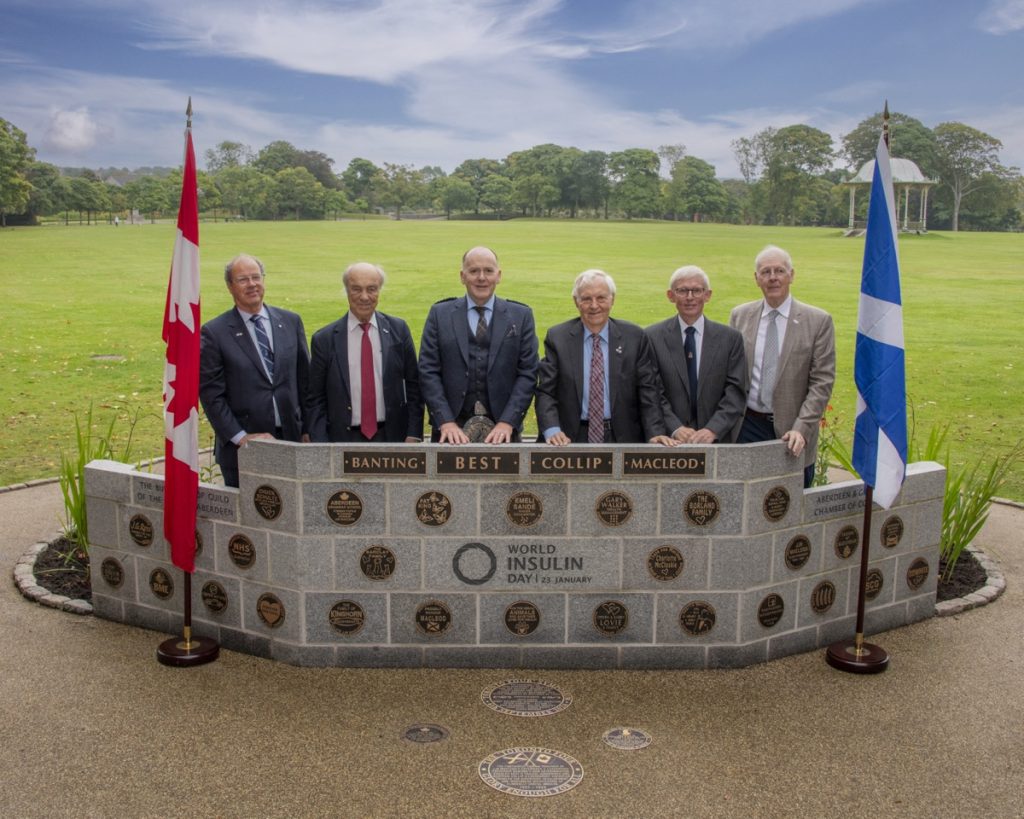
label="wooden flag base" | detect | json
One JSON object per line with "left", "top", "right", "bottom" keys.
{"left": 825, "top": 640, "right": 889, "bottom": 674}
{"left": 157, "top": 634, "right": 219, "bottom": 667}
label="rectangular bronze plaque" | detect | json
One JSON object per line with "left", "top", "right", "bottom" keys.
{"left": 437, "top": 451, "right": 519, "bottom": 474}
{"left": 343, "top": 451, "right": 427, "bottom": 475}
{"left": 622, "top": 451, "right": 706, "bottom": 475}
{"left": 529, "top": 451, "right": 613, "bottom": 475}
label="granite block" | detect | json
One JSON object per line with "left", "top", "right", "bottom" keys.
{"left": 520, "top": 647, "right": 617, "bottom": 670}
{"left": 864, "top": 602, "right": 909, "bottom": 636}
{"left": 124, "top": 602, "right": 173, "bottom": 635}
{"left": 334, "top": 536, "right": 423, "bottom": 591}
{"left": 86, "top": 498, "right": 121, "bottom": 551}
{"left": 821, "top": 518, "right": 864, "bottom": 572}
{"left": 895, "top": 551, "right": 938, "bottom": 600}
{"left": 796, "top": 569, "right": 852, "bottom": 628}
{"left": 569, "top": 481, "right": 658, "bottom": 538}
{"left": 190, "top": 573, "right": 242, "bottom": 630}
{"left": 271, "top": 642, "right": 336, "bottom": 667}
{"left": 709, "top": 534, "right": 773, "bottom": 590}
{"left": 566, "top": 593, "right": 653, "bottom": 643}
{"left": 269, "top": 533, "right": 333, "bottom": 590}
{"left": 212, "top": 524, "right": 270, "bottom": 581}
{"left": 803, "top": 480, "right": 866, "bottom": 523}
{"left": 302, "top": 481, "right": 386, "bottom": 536}
{"left": 771, "top": 525, "right": 825, "bottom": 582}
{"left": 389, "top": 593, "right": 477, "bottom": 644}
{"left": 714, "top": 440, "right": 794, "bottom": 481}
{"left": 745, "top": 474, "right": 805, "bottom": 534}
{"left": 132, "top": 474, "right": 166, "bottom": 509}
{"left": 738, "top": 581, "right": 799, "bottom": 643}
{"left": 238, "top": 474, "right": 300, "bottom": 533}
{"left": 84, "top": 461, "right": 134, "bottom": 503}
{"left": 913, "top": 499, "right": 944, "bottom": 550}
{"left": 654, "top": 591, "right": 739, "bottom": 644}
{"left": 708, "top": 641, "right": 768, "bottom": 669}
{"left": 91, "top": 593, "right": 124, "bottom": 622}
{"left": 479, "top": 593, "right": 567, "bottom": 644}
{"left": 423, "top": 647, "right": 522, "bottom": 668}
{"left": 240, "top": 583, "right": 303, "bottom": 642}
{"left": 901, "top": 461, "right": 946, "bottom": 503}
{"left": 620, "top": 645, "right": 706, "bottom": 669}
{"left": 389, "top": 482, "right": 479, "bottom": 536}
{"left": 336, "top": 646, "right": 424, "bottom": 668}
{"left": 88, "top": 545, "right": 136, "bottom": 601}
{"left": 767, "top": 627, "right": 819, "bottom": 660}
{"left": 196, "top": 484, "right": 238, "bottom": 523}
{"left": 292, "top": 444, "right": 335, "bottom": 479}
{"left": 658, "top": 481, "right": 745, "bottom": 536}
{"left": 479, "top": 482, "right": 568, "bottom": 537}
{"left": 192, "top": 517, "right": 217, "bottom": 573}
{"left": 120, "top": 505, "right": 168, "bottom": 561}
{"left": 238, "top": 438, "right": 305, "bottom": 479}
{"left": 906, "top": 594, "right": 937, "bottom": 623}
{"left": 817, "top": 614, "right": 857, "bottom": 646}
{"left": 219, "top": 627, "right": 273, "bottom": 660}
{"left": 622, "top": 537, "right": 710, "bottom": 591}
{"left": 304, "top": 592, "right": 388, "bottom": 644}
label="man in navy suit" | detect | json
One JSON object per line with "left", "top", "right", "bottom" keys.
{"left": 307, "top": 262, "right": 423, "bottom": 443}
{"left": 418, "top": 246, "right": 538, "bottom": 443}
{"left": 199, "top": 254, "right": 310, "bottom": 487}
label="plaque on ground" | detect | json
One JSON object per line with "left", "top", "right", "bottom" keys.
{"left": 402, "top": 724, "right": 449, "bottom": 744}
{"left": 326, "top": 490, "right": 363, "bottom": 525}
{"left": 623, "top": 451, "right": 705, "bottom": 475}
{"left": 602, "top": 728, "right": 653, "bottom": 751}
{"left": 834, "top": 525, "right": 859, "bottom": 559}
{"left": 481, "top": 679, "right": 572, "bottom": 717}
{"left": 647, "top": 545, "right": 684, "bottom": 581}
{"left": 437, "top": 451, "right": 518, "bottom": 474}
{"left": 415, "top": 491, "right": 451, "bottom": 526}
{"left": 360, "top": 545, "right": 396, "bottom": 581}
{"left": 684, "top": 490, "right": 720, "bottom": 526}
{"left": 478, "top": 748, "right": 583, "bottom": 797}
{"left": 129, "top": 514, "right": 153, "bottom": 547}
{"left": 253, "top": 484, "right": 282, "bottom": 520}
{"left": 343, "top": 451, "right": 426, "bottom": 474}
{"left": 530, "top": 452, "right": 612, "bottom": 475}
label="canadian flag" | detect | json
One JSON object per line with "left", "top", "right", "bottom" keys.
{"left": 162, "top": 114, "right": 201, "bottom": 572}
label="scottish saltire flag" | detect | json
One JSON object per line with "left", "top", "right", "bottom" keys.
{"left": 852, "top": 132, "right": 907, "bottom": 509}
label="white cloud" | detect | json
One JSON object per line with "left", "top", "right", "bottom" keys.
{"left": 976, "top": 0, "right": 1024, "bottom": 34}
{"left": 43, "top": 108, "right": 102, "bottom": 153}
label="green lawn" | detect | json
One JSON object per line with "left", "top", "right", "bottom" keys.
{"left": 2, "top": 219, "right": 1021, "bottom": 498}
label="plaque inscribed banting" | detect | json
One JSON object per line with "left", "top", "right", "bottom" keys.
{"left": 623, "top": 451, "right": 706, "bottom": 476}
{"left": 437, "top": 451, "right": 519, "bottom": 474}
{"left": 343, "top": 451, "right": 426, "bottom": 475}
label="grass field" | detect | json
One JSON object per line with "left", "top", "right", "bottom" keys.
{"left": 2, "top": 219, "right": 1021, "bottom": 498}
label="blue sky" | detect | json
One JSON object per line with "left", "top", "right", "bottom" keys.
{"left": 2, "top": 0, "right": 1022, "bottom": 177}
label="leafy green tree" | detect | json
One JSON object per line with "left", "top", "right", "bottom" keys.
{"left": 295, "top": 150, "right": 339, "bottom": 189}
{"left": 274, "top": 166, "right": 323, "bottom": 219}
{"left": 841, "top": 112, "right": 938, "bottom": 175}
{"left": 379, "top": 163, "right": 426, "bottom": 219}
{"left": 452, "top": 158, "right": 505, "bottom": 213}
{"left": 195, "top": 170, "right": 222, "bottom": 219}
{"left": 214, "top": 165, "right": 274, "bottom": 219}
{"left": 480, "top": 174, "right": 513, "bottom": 218}
{"left": 512, "top": 172, "right": 559, "bottom": 216}
{"left": 933, "top": 122, "right": 1005, "bottom": 231}
{"left": 762, "top": 125, "right": 834, "bottom": 224}
{"left": 608, "top": 148, "right": 661, "bottom": 218}
{"left": 341, "top": 158, "right": 383, "bottom": 208}
{"left": 254, "top": 140, "right": 302, "bottom": 175}
{"left": 105, "top": 182, "right": 127, "bottom": 223}
{"left": 25, "top": 161, "right": 64, "bottom": 219}
{"left": 433, "top": 175, "right": 475, "bottom": 219}
{"left": 575, "top": 151, "right": 610, "bottom": 217}
{"left": 0, "top": 118, "right": 35, "bottom": 226}
{"left": 204, "top": 141, "right": 253, "bottom": 172}
{"left": 322, "top": 188, "right": 353, "bottom": 220}
{"left": 667, "top": 156, "right": 730, "bottom": 222}
{"left": 125, "top": 175, "right": 172, "bottom": 222}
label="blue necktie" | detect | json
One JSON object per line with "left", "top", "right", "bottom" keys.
{"left": 251, "top": 315, "right": 274, "bottom": 380}
{"left": 684, "top": 325, "right": 698, "bottom": 422}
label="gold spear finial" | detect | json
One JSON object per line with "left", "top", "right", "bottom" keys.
{"left": 186, "top": 97, "right": 193, "bottom": 129}
{"left": 882, "top": 100, "right": 890, "bottom": 149}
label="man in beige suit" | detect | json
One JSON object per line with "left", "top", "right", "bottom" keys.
{"left": 730, "top": 245, "right": 835, "bottom": 487}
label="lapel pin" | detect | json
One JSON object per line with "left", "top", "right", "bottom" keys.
{"left": 615, "top": 346, "right": 623, "bottom": 354}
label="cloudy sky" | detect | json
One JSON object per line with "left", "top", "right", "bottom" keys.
{"left": 2, "top": 0, "right": 1023, "bottom": 177}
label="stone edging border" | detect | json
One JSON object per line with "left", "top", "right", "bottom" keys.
{"left": 933, "top": 544, "right": 1006, "bottom": 617}
{"left": 13, "top": 540, "right": 94, "bottom": 616}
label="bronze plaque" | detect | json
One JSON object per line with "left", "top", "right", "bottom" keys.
{"left": 437, "top": 451, "right": 519, "bottom": 474}
{"left": 530, "top": 452, "right": 613, "bottom": 475}
{"left": 881, "top": 515, "right": 904, "bottom": 548}
{"left": 253, "top": 484, "right": 282, "bottom": 520}
{"left": 415, "top": 600, "right": 452, "bottom": 637}
{"left": 415, "top": 491, "right": 452, "bottom": 526}
{"left": 623, "top": 452, "right": 705, "bottom": 475}
{"left": 647, "top": 545, "right": 684, "bottom": 581}
{"left": 148, "top": 568, "right": 173, "bottom": 600}
{"left": 504, "top": 600, "right": 541, "bottom": 636}
{"left": 757, "top": 593, "right": 785, "bottom": 628}
{"left": 343, "top": 451, "right": 426, "bottom": 474}
{"left": 762, "top": 486, "right": 791, "bottom": 522}
{"left": 907, "top": 558, "right": 930, "bottom": 590}
{"left": 506, "top": 491, "right": 543, "bottom": 527}
{"left": 328, "top": 600, "right": 365, "bottom": 635}
{"left": 785, "top": 535, "right": 813, "bottom": 570}
{"left": 128, "top": 514, "right": 153, "bottom": 547}
{"left": 684, "top": 491, "right": 720, "bottom": 526}
{"left": 201, "top": 581, "right": 228, "bottom": 613}
{"left": 834, "top": 525, "right": 859, "bottom": 559}
{"left": 679, "top": 601, "right": 716, "bottom": 636}
{"left": 256, "top": 593, "right": 285, "bottom": 628}
{"left": 360, "top": 545, "right": 396, "bottom": 581}
{"left": 326, "top": 490, "right": 363, "bottom": 526}
{"left": 478, "top": 747, "right": 584, "bottom": 797}
{"left": 865, "top": 568, "right": 884, "bottom": 601}
{"left": 402, "top": 724, "right": 450, "bottom": 744}
{"left": 228, "top": 534, "right": 256, "bottom": 569}
{"left": 595, "top": 490, "right": 633, "bottom": 527}
{"left": 811, "top": 580, "right": 836, "bottom": 613}
{"left": 100, "top": 558, "right": 124, "bottom": 589}
{"left": 602, "top": 728, "right": 653, "bottom": 751}
{"left": 480, "top": 679, "right": 572, "bottom": 717}
{"left": 593, "top": 600, "right": 629, "bottom": 636}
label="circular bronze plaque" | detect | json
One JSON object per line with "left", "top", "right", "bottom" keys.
{"left": 506, "top": 491, "right": 543, "bottom": 527}
{"left": 253, "top": 484, "right": 282, "bottom": 520}
{"left": 595, "top": 490, "right": 633, "bottom": 527}
{"left": 504, "top": 600, "right": 541, "bottom": 636}
{"left": 762, "top": 486, "right": 791, "bottom": 522}
{"left": 402, "top": 724, "right": 450, "bottom": 744}
{"left": 480, "top": 679, "right": 572, "bottom": 717}
{"left": 865, "top": 568, "right": 884, "bottom": 601}
{"left": 228, "top": 534, "right": 256, "bottom": 569}
{"left": 416, "top": 491, "right": 452, "bottom": 526}
{"left": 647, "top": 545, "right": 684, "bottom": 581}
{"left": 811, "top": 580, "right": 837, "bottom": 613}
{"left": 360, "top": 545, "right": 396, "bottom": 581}
{"left": 785, "top": 535, "right": 813, "bottom": 570}
{"left": 907, "top": 558, "right": 930, "bottom": 590}
{"left": 414, "top": 600, "right": 452, "bottom": 637}
{"left": 834, "top": 525, "right": 859, "bottom": 559}
{"left": 478, "top": 747, "right": 584, "bottom": 797}
{"left": 256, "top": 593, "right": 285, "bottom": 628}
{"left": 329, "top": 600, "right": 365, "bottom": 635}
{"left": 881, "top": 515, "right": 904, "bottom": 548}
{"left": 128, "top": 514, "right": 153, "bottom": 547}
{"left": 593, "top": 600, "right": 629, "bottom": 636}
{"left": 679, "top": 601, "right": 717, "bottom": 636}
{"left": 100, "top": 558, "right": 124, "bottom": 589}
{"left": 602, "top": 728, "right": 653, "bottom": 751}
{"left": 684, "top": 490, "right": 720, "bottom": 526}
{"left": 201, "top": 581, "right": 228, "bottom": 613}
{"left": 149, "top": 568, "right": 173, "bottom": 600}
{"left": 326, "top": 490, "right": 363, "bottom": 526}
{"left": 758, "top": 593, "right": 785, "bottom": 628}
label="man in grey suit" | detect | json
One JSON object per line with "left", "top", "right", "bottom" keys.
{"left": 307, "top": 262, "right": 423, "bottom": 443}
{"left": 536, "top": 269, "right": 675, "bottom": 446}
{"left": 730, "top": 245, "right": 836, "bottom": 487}
{"left": 418, "top": 246, "right": 538, "bottom": 444}
{"left": 199, "top": 254, "right": 310, "bottom": 487}
{"left": 646, "top": 265, "right": 746, "bottom": 444}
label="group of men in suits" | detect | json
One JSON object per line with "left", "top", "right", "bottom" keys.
{"left": 198, "top": 244, "right": 834, "bottom": 489}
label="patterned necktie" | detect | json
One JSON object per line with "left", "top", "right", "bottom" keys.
{"left": 474, "top": 305, "right": 488, "bottom": 344}
{"left": 760, "top": 309, "right": 779, "bottom": 411}
{"left": 360, "top": 322, "right": 378, "bottom": 440}
{"left": 588, "top": 333, "right": 605, "bottom": 443}
{"left": 684, "top": 325, "right": 698, "bottom": 422}
{"left": 251, "top": 315, "right": 274, "bottom": 380}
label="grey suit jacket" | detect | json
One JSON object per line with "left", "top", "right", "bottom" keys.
{"left": 645, "top": 315, "right": 747, "bottom": 441}
{"left": 729, "top": 298, "right": 836, "bottom": 467}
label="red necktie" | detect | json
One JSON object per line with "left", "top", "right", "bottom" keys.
{"left": 360, "top": 323, "right": 378, "bottom": 440}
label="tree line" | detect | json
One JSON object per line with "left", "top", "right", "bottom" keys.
{"left": 1, "top": 111, "right": 1020, "bottom": 230}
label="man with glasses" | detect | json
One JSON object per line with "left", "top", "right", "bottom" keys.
{"left": 730, "top": 245, "right": 835, "bottom": 487}
{"left": 199, "top": 254, "right": 310, "bottom": 487}
{"left": 646, "top": 265, "right": 746, "bottom": 444}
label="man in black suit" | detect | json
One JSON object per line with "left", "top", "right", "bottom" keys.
{"left": 307, "top": 262, "right": 423, "bottom": 443}
{"left": 418, "top": 246, "right": 538, "bottom": 443}
{"left": 199, "top": 254, "right": 310, "bottom": 487}
{"left": 646, "top": 265, "right": 747, "bottom": 444}
{"left": 535, "top": 269, "right": 675, "bottom": 446}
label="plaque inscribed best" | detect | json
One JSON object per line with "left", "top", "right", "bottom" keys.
{"left": 437, "top": 451, "right": 518, "bottom": 474}
{"left": 530, "top": 451, "right": 612, "bottom": 475}
{"left": 343, "top": 451, "right": 426, "bottom": 475}
{"left": 478, "top": 747, "right": 583, "bottom": 798}
{"left": 623, "top": 451, "right": 705, "bottom": 476}
{"left": 253, "top": 484, "right": 282, "bottom": 520}
{"left": 480, "top": 679, "right": 572, "bottom": 717}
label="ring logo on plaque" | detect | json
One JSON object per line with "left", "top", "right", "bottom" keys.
{"left": 762, "top": 486, "right": 790, "bottom": 522}
{"left": 329, "top": 600, "right": 365, "bottom": 635}
{"left": 415, "top": 600, "right": 452, "bottom": 636}
{"left": 506, "top": 491, "right": 543, "bottom": 527}
{"left": 253, "top": 484, "right": 283, "bottom": 520}
{"left": 149, "top": 568, "right": 173, "bottom": 600}
{"left": 684, "top": 491, "right": 720, "bottom": 527}
{"left": 228, "top": 534, "right": 256, "bottom": 569}
{"left": 100, "top": 558, "right": 124, "bottom": 589}
{"left": 906, "top": 558, "right": 930, "bottom": 590}
{"left": 452, "top": 542, "right": 497, "bottom": 585}
{"left": 415, "top": 491, "right": 451, "bottom": 527}
{"left": 679, "top": 601, "right": 716, "bottom": 636}
{"left": 834, "top": 525, "right": 859, "bottom": 559}
{"left": 128, "top": 514, "right": 153, "bottom": 547}
{"left": 865, "top": 568, "right": 884, "bottom": 601}
{"left": 595, "top": 491, "right": 633, "bottom": 527}
{"left": 881, "top": 515, "right": 904, "bottom": 548}
{"left": 201, "top": 581, "right": 228, "bottom": 613}
{"left": 784, "top": 535, "right": 812, "bottom": 570}
{"left": 504, "top": 601, "right": 541, "bottom": 636}
{"left": 360, "top": 545, "right": 396, "bottom": 581}
{"left": 757, "top": 593, "right": 785, "bottom": 628}
{"left": 326, "top": 490, "right": 363, "bottom": 526}
{"left": 257, "top": 593, "right": 285, "bottom": 628}
{"left": 810, "top": 580, "right": 836, "bottom": 613}
{"left": 647, "top": 545, "right": 684, "bottom": 581}
{"left": 593, "top": 600, "right": 629, "bottom": 636}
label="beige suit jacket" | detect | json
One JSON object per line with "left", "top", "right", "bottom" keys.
{"left": 729, "top": 298, "right": 836, "bottom": 468}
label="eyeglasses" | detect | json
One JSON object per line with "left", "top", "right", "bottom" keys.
{"left": 233, "top": 275, "right": 264, "bottom": 285}
{"left": 672, "top": 287, "right": 706, "bottom": 297}
{"left": 756, "top": 266, "right": 789, "bottom": 279}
